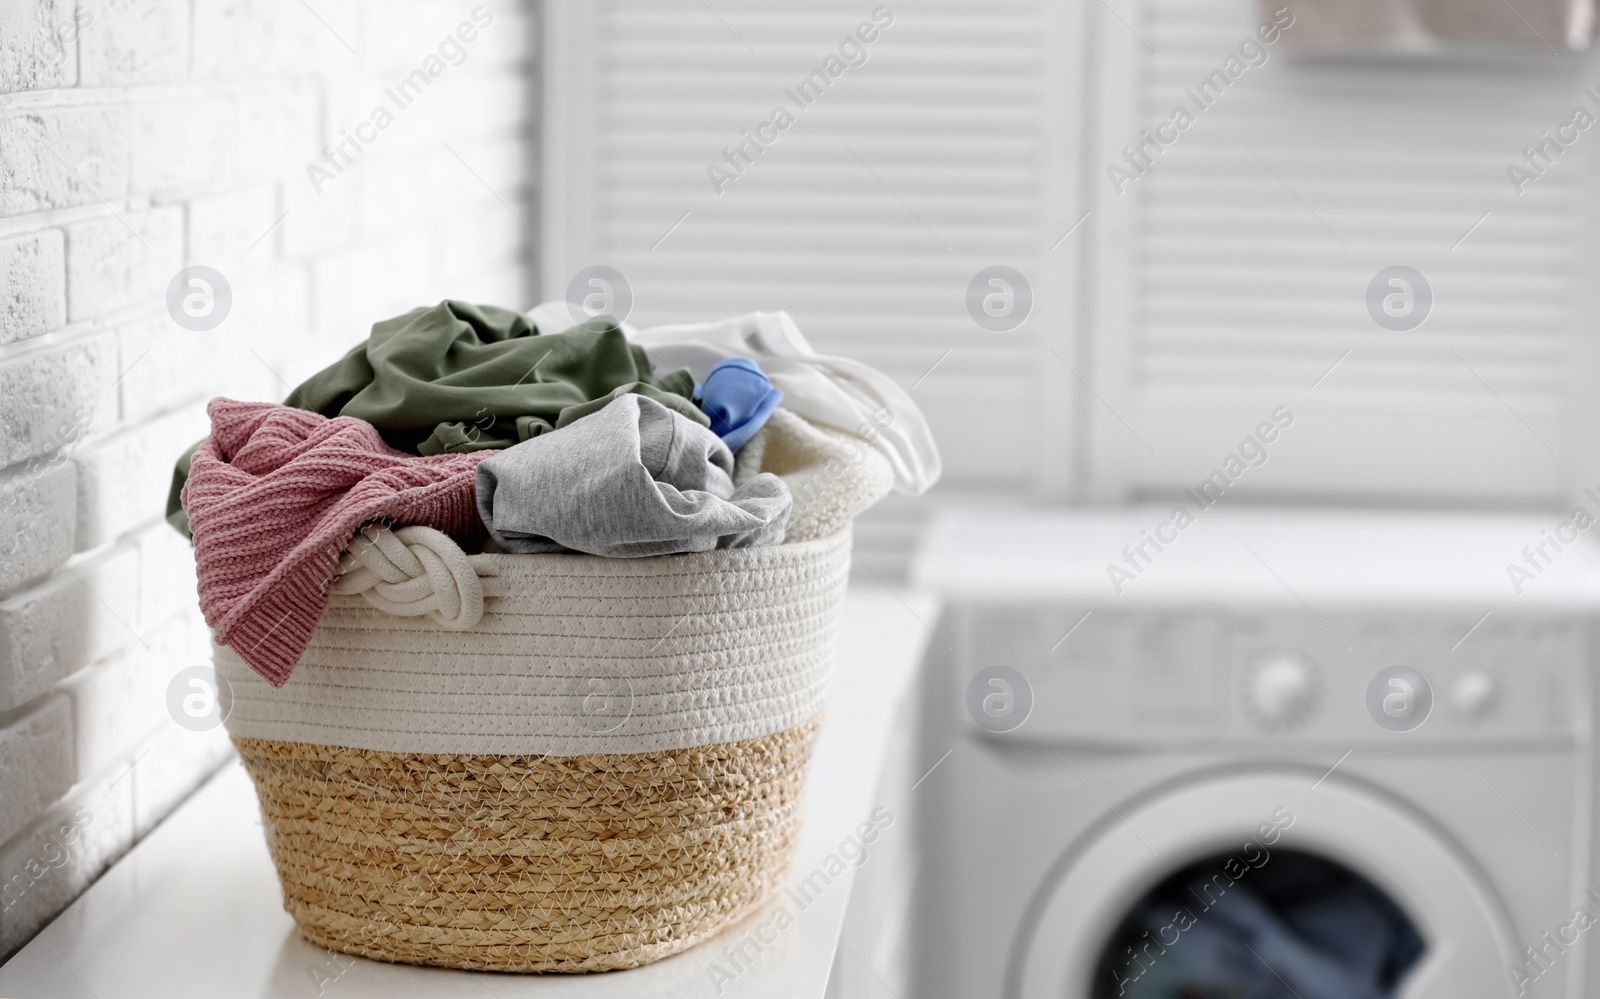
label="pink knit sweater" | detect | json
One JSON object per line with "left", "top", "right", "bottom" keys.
{"left": 183, "top": 399, "right": 489, "bottom": 686}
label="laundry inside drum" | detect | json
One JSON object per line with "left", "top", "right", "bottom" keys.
{"left": 1092, "top": 848, "right": 1426, "bottom": 999}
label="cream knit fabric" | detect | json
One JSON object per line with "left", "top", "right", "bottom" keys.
{"left": 736, "top": 408, "right": 894, "bottom": 543}
{"left": 216, "top": 529, "right": 850, "bottom": 755}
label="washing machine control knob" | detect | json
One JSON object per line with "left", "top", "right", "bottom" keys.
{"left": 1246, "top": 655, "right": 1319, "bottom": 729}
{"left": 1450, "top": 670, "right": 1497, "bottom": 719}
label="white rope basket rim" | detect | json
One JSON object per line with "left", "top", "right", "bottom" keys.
{"left": 215, "top": 527, "right": 854, "bottom": 757}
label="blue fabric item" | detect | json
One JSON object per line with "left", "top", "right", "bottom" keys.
{"left": 697, "top": 357, "right": 782, "bottom": 453}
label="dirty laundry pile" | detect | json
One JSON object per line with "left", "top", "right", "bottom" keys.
{"left": 172, "top": 300, "right": 936, "bottom": 686}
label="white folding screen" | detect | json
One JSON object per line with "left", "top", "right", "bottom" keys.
{"left": 542, "top": 1, "right": 1080, "bottom": 499}
{"left": 1086, "top": 0, "right": 1600, "bottom": 507}
{"left": 544, "top": 0, "right": 1600, "bottom": 542}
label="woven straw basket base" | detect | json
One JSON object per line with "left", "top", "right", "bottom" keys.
{"left": 234, "top": 718, "right": 819, "bottom": 973}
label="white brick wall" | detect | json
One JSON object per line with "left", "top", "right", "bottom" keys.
{"left": 0, "top": 0, "right": 538, "bottom": 960}
{"left": 0, "top": 231, "right": 66, "bottom": 344}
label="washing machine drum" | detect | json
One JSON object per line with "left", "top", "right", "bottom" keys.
{"left": 1092, "top": 848, "right": 1423, "bottom": 998}
{"left": 1014, "top": 773, "right": 1520, "bottom": 999}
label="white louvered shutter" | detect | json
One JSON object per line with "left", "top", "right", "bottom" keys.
{"left": 543, "top": 0, "right": 1084, "bottom": 566}
{"left": 544, "top": 0, "right": 1593, "bottom": 534}
{"left": 1086, "top": 0, "right": 1595, "bottom": 505}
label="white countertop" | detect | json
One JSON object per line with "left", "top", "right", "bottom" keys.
{"left": 0, "top": 587, "right": 939, "bottom": 999}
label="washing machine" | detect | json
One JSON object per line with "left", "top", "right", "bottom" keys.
{"left": 908, "top": 507, "right": 1600, "bottom": 999}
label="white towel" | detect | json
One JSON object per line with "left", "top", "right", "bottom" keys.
{"left": 1272, "top": 0, "right": 1593, "bottom": 51}
{"left": 735, "top": 408, "right": 894, "bottom": 543}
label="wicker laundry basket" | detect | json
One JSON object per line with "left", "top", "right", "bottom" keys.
{"left": 214, "top": 526, "right": 851, "bottom": 973}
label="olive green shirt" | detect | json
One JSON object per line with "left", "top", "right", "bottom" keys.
{"left": 166, "top": 300, "right": 704, "bottom": 535}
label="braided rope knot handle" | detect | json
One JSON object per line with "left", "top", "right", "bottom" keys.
{"left": 330, "top": 525, "right": 484, "bottom": 629}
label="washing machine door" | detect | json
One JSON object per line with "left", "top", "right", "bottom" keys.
{"left": 1013, "top": 771, "right": 1520, "bottom": 998}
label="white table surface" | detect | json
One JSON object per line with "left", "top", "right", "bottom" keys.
{"left": 0, "top": 587, "right": 939, "bottom": 999}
